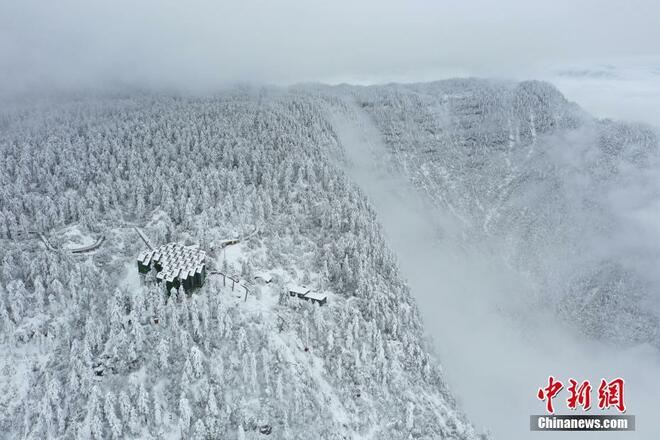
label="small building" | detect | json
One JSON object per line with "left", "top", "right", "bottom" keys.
{"left": 303, "top": 291, "right": 327, "bottom": 306}
{"left": 286, "top": 285, "right": 328, "bottom": 306}
{"left": 288, "top": 285, "right": 310, "bottom": 298}
{"left": 137, "top": 243, "right": 207, "bottom": 293}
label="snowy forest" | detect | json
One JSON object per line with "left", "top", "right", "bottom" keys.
{"left": 1, "top": 78, "right": 659, "bottom": 439}
{"left": 0, "top": 89, "right": 481, "bottom": 439}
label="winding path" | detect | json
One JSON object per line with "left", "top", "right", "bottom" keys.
{"left": 38, "top": 232, "right": 106, "bottom": 254}
{"left": 70, "top": 235, "right": 106, "bottom": 253}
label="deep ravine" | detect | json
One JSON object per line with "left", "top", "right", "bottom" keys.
{"left": 331, "top": 100, "right": 660, "bottom": 440}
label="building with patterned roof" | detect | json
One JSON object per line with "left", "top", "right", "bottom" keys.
{"left": 137, "top": 243, "right": 207, "bottom": 292}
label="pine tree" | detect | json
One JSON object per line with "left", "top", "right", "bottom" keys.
{"left": 237, "top": 424, "right": 246, "bottom": 440}
{"left": 192, "top": 419, "right": 207, "bottom": 440}
{"left": 104, "top": 392, "right": 122, "bottom": 440}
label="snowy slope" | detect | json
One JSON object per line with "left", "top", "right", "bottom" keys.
{"left": 0, "top": 92, "right": 481, "bottom": 439}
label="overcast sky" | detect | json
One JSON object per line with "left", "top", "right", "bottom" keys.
{"left": 1, "top": 0, "right": 659, "bottom": 94}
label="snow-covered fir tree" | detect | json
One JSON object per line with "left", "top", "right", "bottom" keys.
{"left": 0, "top": 88, "right": 484, "bottom": 439}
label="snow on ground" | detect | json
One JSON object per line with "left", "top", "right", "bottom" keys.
{"left": 207, "top": 237, "right": 361, "bottom": 435}
{"left": 217, "top": 242, "right": 246, "bottom": 274}
{"left": 56, "top": 224, "right": 96, "bottom": 250}
{"left": 208, "top": 253, "right": 358, "bottom": 436}
{"left": 120, "top": 261, "right": 142, "bottom": 293}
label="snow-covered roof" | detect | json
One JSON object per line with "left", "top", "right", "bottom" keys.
{"left": 139, "top": 242, "right": 206, "bottom": 285}
{"left": 288, "top": 285, "right": 310, "bottom": 295}
{"left": 304, "top": 291, "right": 327, "bottom": 302}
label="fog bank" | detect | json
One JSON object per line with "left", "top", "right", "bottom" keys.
{"left": 2, "top": 0, "right": 660, "bottom": 95}
{"left": 539, "top": 56, "right": 660, "bottom": 128}
{"left": 332, "top": 103, "right": 660, "bottom": 440}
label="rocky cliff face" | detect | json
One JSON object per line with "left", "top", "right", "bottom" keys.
{"left": 329, "top": 79, "right": 659, "bottom": 347}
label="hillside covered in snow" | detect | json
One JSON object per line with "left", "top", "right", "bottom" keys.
{"left": 0, "top": 91, "right": 482, "bottom": 439}
{"left": 1, "top": 78, "right": 659, "bottom": 439}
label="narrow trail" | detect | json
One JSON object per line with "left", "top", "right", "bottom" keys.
{"left": 134, "top": 227, "right": 154, "bottom": 251}
{"left": 70, "top": 235, "right": 105, "bottom": 253}
{"left": 37, "top": 232, "right": 105, "bottom": 254}
{"left": 329, "top": 102, "right": 660, "bottom": 440}
{"left": 37, "top": 233, "right": 58, "bottom": 252}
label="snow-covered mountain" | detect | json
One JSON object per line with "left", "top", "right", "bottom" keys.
{"left": 1, "top": 79, "right": 658, "bottom": 439}
{"left": 329, "top": 79, "right": 660, "bottom": 347}
{"left": 0, "top": 92, "right": 481, "bottom": 439}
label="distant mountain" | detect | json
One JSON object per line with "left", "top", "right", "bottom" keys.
{"left": 324, "top": 79, "right": 659, "bottom": 347}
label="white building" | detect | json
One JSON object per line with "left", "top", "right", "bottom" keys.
{"left": 287, "top": 284, "right": 328, "bottom": 306}
{"left": 303, "top": 291, "right": 327, "bottom": 306}
{"left": 288, "top": 285, "right": 311, "bottom": 298}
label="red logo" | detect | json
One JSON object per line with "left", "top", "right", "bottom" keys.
{"left": 567, "top": 379, "right": 592, "bottom": 410}
{"left": 537, "top": 376, "right": 564, "bottom": 413}
{"left": 598, "top": 378, "right": 626, "bottom": 412}
{"left": 537, "top": 376, "right": 626, "bottom": 413}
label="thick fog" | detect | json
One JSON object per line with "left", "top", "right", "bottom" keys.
{"left": 333, "top": 104, "right": 660, "bottom": 440}
{"left": 2, "top": 0, "right": 660, "bottom": 95}
{"left": 543, "top": 56, "right": 660, "bottom": 127}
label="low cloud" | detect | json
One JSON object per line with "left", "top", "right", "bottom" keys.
{"left": 1, "top": 0, "right": 660, "bottom": 95}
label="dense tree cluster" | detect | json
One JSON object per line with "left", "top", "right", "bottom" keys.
{"left": 0, "top": 90, "right": 480, "bottom": 439}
